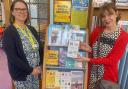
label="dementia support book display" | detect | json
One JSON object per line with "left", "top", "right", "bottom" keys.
{"left": 43, "top": 24, "right": 88, "bottom": 89}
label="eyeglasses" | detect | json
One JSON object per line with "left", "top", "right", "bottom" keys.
{"left": 14, "top": 8, "right": 28, "bottom": 13}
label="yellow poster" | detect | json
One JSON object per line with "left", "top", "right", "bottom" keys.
{"left": 54, "top": 0, "right": 71, "bottom": 23}
{"left": 46, "top": 50, "right": 59, "bottom": 66}
{"left": 71, "top": 8, "right": 88, "bottom": 28}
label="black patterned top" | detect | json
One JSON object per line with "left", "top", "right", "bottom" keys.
{"left": 89, "top": 29, "right": 121, "bottom": 89}
{"left": 16, "top": 27, "right": 40, "bottom": 68}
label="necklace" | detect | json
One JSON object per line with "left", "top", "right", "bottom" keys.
{"left": 14, "top": 23, "right": 38, "bottom": 49}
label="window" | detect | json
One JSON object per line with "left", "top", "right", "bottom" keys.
{"left": 26, "top": 0, "right": 49, "bottom": 41}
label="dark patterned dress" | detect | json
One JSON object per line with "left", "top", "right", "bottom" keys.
{"left": 89, "top": 29, "right": 121, "bottom": 89}
{"left": 14, "top": 27, "right": 40, "bottom": 89}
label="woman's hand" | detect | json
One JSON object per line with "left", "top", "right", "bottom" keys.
{"left": 74, "top": 55, "right": 90, "bottom": 62}
{"left": 31, "top": 66, "right": 41, "bottom": 77}
{"left": 79, "top": 42, "right": 92, "bottom": 52}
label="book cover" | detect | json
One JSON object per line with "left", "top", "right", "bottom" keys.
{"left": 59, "top": 48, "right": 67, "bottom": 67}
{"left": 66, "top": 57, "right": 75, "bottom": 68}
{"left": 75, "top": 52, "right": 86, "bottom": 68}
{"left": 55, "top": 71, "right": 61, "bottom": 89}
{"left": 71, "top": 8, "right": 88, "bottom": 28}
{"left": 70, "top": 25, "right": 80, "bottom": 31}
{"left": 59, "top": 48, "right": 75, "bottom": 68}
{"left": 46, "top": 50, "right": 59, "bottom": 66}
{"left": 72, "top": 0, "right": 89, "bottom": 9}
{"left": 116, "top": 0, "right": 128, "bottom": 3}
{"left": 75, "top": 61, "right": 83, "bottom": 68}
{"left": 68, "top": 30, "right": 86, "bottom": 42}
{"left": 67, "top": 40, "right": 80, "bottom": 58}
{"left": 118, "top": 20, "right": 128, "bottom": 32}
{"left": 61, "top": 25, "right": 71, "bottom": 46}
{"left": 48, "top": 24, "right": 62, "bottom": 46}
{"left": 60, "top": 72, "right": 72, "bottom": 89}
{"left": 74, "top": 30, "right": 86, "bottom": 42}
{"left": 71, "top": 71, "right": 84, "bottom": 89}
{"left": 46, "top": 70, "right": 56, "bottom": 88}
{"left": 61, "top": 30, "right": 68, "bottom": 46}
{"left": 54, "top": 0, "right": 71, "bottom": 23}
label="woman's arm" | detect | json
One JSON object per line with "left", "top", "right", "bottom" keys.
{"left": 3, "top": 29, "right": 33, "bottom": 74}
{"left": 79, "top": 42, "right": 92, "bottom": 52}
{"left": 75, "top": 33, "right": 128, "bottom": 66}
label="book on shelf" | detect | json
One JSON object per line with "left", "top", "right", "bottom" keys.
{"left": 60, "top": 72, "right": 72, "bottom": 89}
{"left": 45, "top": 70, "right": 84, "bottom": 89}
{"left": 69, "top": 25, "right": 80, "bottom": 31}
{"left": 116, "top": 0, "right": 128, "bottom": 7}
{"left": 55, "top": 70, "right": 61, "bottom": 89}
{"left": 59, "top": 48, "right": 84, "bottom": 68}
{"left": 47, "top": 24, "right": 87, "bottom": 68}
{"left": 91, "top": 16, "right": 98, "bottom": 32}
{"left": 54, "top": 0, "right": 71, "bottom": 23}
{"left": 66, "top": 57, "right": 76, "bottom": 68}
{"left": 61, "top": 30, "right": 68, "bottom": 46}
{"left": 67, "top": 40, "right": 80, "bottom": 58}
{"left": 72, "top": 0, "right": 89, "bottom": 9}
{"left": 59, "top": 48, "right": 73, "bottom": 68}
{"left": 68, "top": 30, "right": 86, "bottom": 42}
{"left": 46, "top": 50, "right": 59, "bottom": 66}
{"left": 48, "top": 24, "right": 81, "bottom": 46}
{"left": 61, "top": 25, "right": 81, "bottom": 46}
{"left": 75, "top": 52, "right": 86, "bottom": 68}
{"left": 46, "top": 24, "right": 87, "bottom": 89}
{"left": 59, "top": 48, "right": 68, "bottom": 67}
{"left": 48, "top": 24, "right": 62, "bottom": 46}
{"left": 47, "top": 47, "right": 83, "bottom": 69}
{"left": 118, "top": 20, "right": 128, "bottom": 32}
{"left": 71, "top": 71, "right": 84, "bottom": 89}
{"left": 67, "top": 30, "right": 86, "bottom": 58}
{"left": 46, "top": 70, "right": 56, "bottom": 88}
{"left": 116, "top": 0, "right": 128, "bottom": 3}
{"left": 71, "top": 0, "right": 89, "bottom": 28}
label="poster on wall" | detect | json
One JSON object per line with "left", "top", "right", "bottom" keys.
{"left": 71, "top": 0, "right": 89, "bottom": 28}
{"left": 54, "top": 0, "right": 71, "bottom": 23}
{"left": 72, "top": 0, "right": 89, "bottom": 9}
{"left": 71, "top": 9, "right": 88, "bottom": 28}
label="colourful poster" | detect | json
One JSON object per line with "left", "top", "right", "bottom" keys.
{"left": 72, "top": 0, "right": 89, "bottom": 9}
{"left": 54, "top": 0, "right": 71, "bottom": 23}
{"left": 71, "top": 8, "right": 88, "bottom": 28}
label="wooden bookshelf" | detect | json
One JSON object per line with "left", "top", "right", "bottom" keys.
{"left": 117, "top": 6, "right": 128, "bottom": 10}
{"left": 93, "top": 7, "right": 128, "bottom": 20}
{"left": 42, "top": 0, "right": 91, "bottom": 89}
{"left": 3, "top": 0, "right": 11, "bottom": 27}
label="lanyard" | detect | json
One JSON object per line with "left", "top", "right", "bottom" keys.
{"left": 14, "top": 23, "right": 38, "bottom": 49}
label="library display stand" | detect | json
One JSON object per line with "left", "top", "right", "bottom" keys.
{"left": 42, "top": 0, "right": 128, "bottom": 89}
{"left": 42, "top": 24, "right": 88, "bottom": 89}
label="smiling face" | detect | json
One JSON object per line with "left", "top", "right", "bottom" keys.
{"left": 99, "top": 3, "right": 119, "bottom": 29}
{"left": 101, "top": 9, "right": 117, "bottom": 28}
{"left": 11, "top": 1, "right": 28, "bottom": 24}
